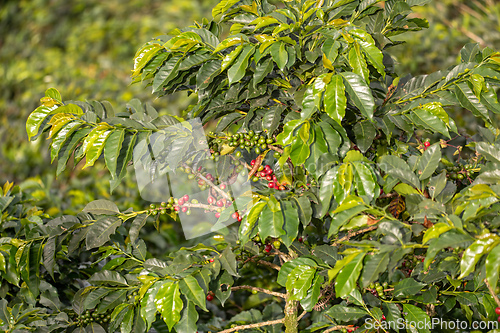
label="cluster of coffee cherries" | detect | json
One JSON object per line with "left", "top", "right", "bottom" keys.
{"left": 250, "top": 161, "right": 286, "bottom": 190}
{"left": 340, "top": 327, "right": 359, "bottom": 333}
{"left": 445, "top": 162, "right": 479, "bottom": 181}
{"left": 368, "top": 281, "right": 388, "bottom": 299}
{"left": 495, "top": 307, "right": 500, "bottom": 322}
{"left": 208, "top": 130, "right": 276, "bottom": 156}
{"left": 147, "top": 195, "right": 197, "bottom": 216}
{"left": 252, "top": 235, "right": 281, "bottom": 253}
{"left": 75, "top": 309, "right": 111, "bottom": 327}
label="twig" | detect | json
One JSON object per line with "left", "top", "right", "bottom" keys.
{"left": 218, "top": 318, "right": 284, "bottom": 333}
{"left": 484, "top": 279, "right": 500, "bottom": 307}
{"left": 323, "top": 325, "right": 353, "bottom": 333}
{"left": 182, "top": 163, "right": 232, "bottom": 201}
{"left": 331, "top": 226, "right": 378, "bottom": 246}
{"left": 231, "top": 285, "right": 286, "bottom": 299}
{"left": 379, "top": 192, "right": 398, "bottom": 199}
{"left": 297, "top": 310, "right": 307, "bottom": 321}
{"left": 256, "top": 259, "right": 281, "bottom": 271}
{"left": 268, "top": 145, "right": 284, "bottom": 154}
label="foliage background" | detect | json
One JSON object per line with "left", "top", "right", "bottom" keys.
{"left": 0, "top": 0, "right": 499, "bottom": 214}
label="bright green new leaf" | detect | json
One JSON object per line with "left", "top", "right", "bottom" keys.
{"left": 155, "top": 281, "right": 183, "bottom": 331}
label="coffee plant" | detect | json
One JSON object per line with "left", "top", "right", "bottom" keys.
{"left": 4, "top": 0, "right": 500, "bottom": 332}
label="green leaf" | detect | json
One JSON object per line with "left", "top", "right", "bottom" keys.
{"left": 174, "top": 301, "right": 199, "bottom": 333}
{"left": 379, "top": 155, "right": 420, "bottom": 189}
{"left": 410, "top": 107, "right": 450, "bottom": 138}
{"left": 417, "top": 143, "right": 441, "bottom": 179}
{"left": 383, "top": 303, "right": 403, "bottom": 331}
{"left": 120, "top": 307, "right": 134, "bottom": 333}
{"left": 89, "top": 270, "right": 128, "bottom": 286}
{"left": 26, "top": 104, "right": 59, "bottom": 140}
{"left": 340, "top": 72, "right": 375, "bottom": 119}
{"left": 422, "top": 223, "right": 453, "bottom": 244}
{"left": 425, "top": 230, "right": 474, "bottom": 269}
{"left": 455, "top": 82, "right": 491, "bottom": 123}
{"left": 486, "top": 244, "right": 500, "bottom": 291}
{"left": 277, "top": 258, "right": 318, "bottom": 286}
{"left": 319, "top": 167, "right": 338, "bottom": 217}
{"left": 360, "top": 251, "right": 390, "bottom": 288}
{"left": 42, "top": 236, "right": 56, "bottom": 280}
{"left": 458, "top": 235, "right": 500, "bottom": 279}
{"left": 326, "top": 304, "right": 367, "bottom": 322}
{"left": 253, "top": 57, "right": 273, "bottom": 87}
{"left": 152, "top": 56, "right": 182, "bottom": 93}
{"left": 129, "top": 214, "right": 149, "bottom": 244}
{"left": 83, "top": 129, "right": 113, "bottom": 168}
{"left": 239, "top": 201, "right": 266, "bottom": 245}
{"left": 349, "top": 42, "right": 369, "bottom": 83}
{"left": 104, "top": 129, "right": 125, "bottom": 177}
{"left": 476, "top": 142, "right": 500, "bottom": 164}
{"left": 335, "top": 252, "right": 365, "bottom": 298}
{"left": 402, "top": 304, "right": 431, "bottom": 333}
{"left": 50, "top": 121, "right": 83, "bottom": 162}
{"left": 228, "top": 45, "right": 255, "bottom": 85}
{"left": 56, "top": 128, "right": 91, "bottom": 176}
{"left": 357, "top": 38, "right": 385, "bottom": 78}
{"left": 281, "top": 201, "right": 299, "bottom": 248}
{"left": 292, "top": 196, "right": 312, "bottom": 226}
{"left": 221, "top": 44, "right": 243, "bottom": 72}
{"left": 270, "top": 42, "right": 288, "bottom": 71}
{"left": 393, "top": 278, "right": 426, "bottom": 298}
{"left": 324, "top": 74, "right": 347, "bottom": 125}
{"left": 258, "top": 201, "right": 285, "bottom": 241}
{"left": 83, "top": 200, "right": 120, "bottom": 215}
{"left": 141, "top": 282, "right": 162, "bottom": 331}
{"left": 219, "top": 246, "right": 238, "bottom": 276}
{"left": 353, "top": 120, "right": 376, "bottom": 153}
{"left": 286, "top": 265, "right": 316, "bottom": 301}
{"left": 179, "top": 275, "right": 207, "bottom": 311}
{"left": 45, "top": 88, "right": 62, "bottom": 103}
{"left": 155, "top": 281, "right": 183, "bottom": 331}
{"left": 86, "top": 216, "right": 122, "bottom": 250}
{"left": 289, "top": 136, "right": 310, "bottom": 165}
{"left": 300, "top": 274, "right": 324, "bottom": 311}
{"left": 275, "top": 119, "right": 304, "bottom": 146}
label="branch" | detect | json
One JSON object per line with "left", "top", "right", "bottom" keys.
{"left": 268, "top": 144, "right": 284, "bottom": 154}
{"left": 218, "top": 318, "right": 284, "bottom": 333}
{"left": 182, "top": 163, "right": 232, "bottom": 201}
{"left": 484, "top": 278, "right": 500, "bottom": 307}
{"left": 257, "top": 259, "right": 281, "bottom": 271}
{"left": 231, "top": 285, "right": 286, "bottom": 299}
{"left": 331, "top": 225, "right": 378, "bottom": 246}
{"left": 297, "top": 310, "right": 307, "bottom": 321}
{"left": 323, "top": 325, "right": 354, "bottom": 333}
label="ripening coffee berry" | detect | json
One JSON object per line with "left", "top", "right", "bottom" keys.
{"left": 495, "top": 307, "right": 500, "bottom": 315}
{"left": 264, "top": 244, "right": 272, "bottom": 253}
{"left": 215, "top": 212, "right": 221, "bottom": 218}
{"left": 424, "top": 141, "right": 431, "bottom": 148}
{"left": 206, "top": 294, "right": 214, "bottom": 301}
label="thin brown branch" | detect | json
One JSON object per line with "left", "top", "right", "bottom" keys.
{"left": 268, "top": 144, "right": 284, "bottom": 154}
{"left": 379, "top": 192, "right": 398, "bottom": 199}
{"left": 256, "top": 259, "right": 281, "bottom": 271}
{"left": 331, "top": 225, "right": 378, "bottom": 246}
{"left": 218, "top": 318, "right": 284, "bottom": 333}
{"left": 231, "top": 285, "right": 286, "bottom": 299}
{"left": 297, "top": 310, "right": 307, "bottom": 321}
{"left": 182, "top": 163, "right": 232, "bottom": 201}
{"left": 484, "top": 278, "right": 500, "bottom": 307}
{"left": 323, "top": 325, "right": 353, "bottom": 333}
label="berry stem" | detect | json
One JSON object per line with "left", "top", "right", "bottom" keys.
{"left": 485, "top": 279, "right": 500, "bottom": 308}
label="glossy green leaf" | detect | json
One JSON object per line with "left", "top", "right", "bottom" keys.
{"left": 253, "top": 57, "right": 273, "bottom": 87}
{"left": 219, "top": 246, "right": 238, "bottom": 277}
{"left": 300, "top": 274, "right": 324, "bottom": 311}
{"left": 50, "top": 121, "right": 83, "bottom": 162}
{"left": 286, "top": 265, "right": 316, "bottom": 301}
{"left": 174, "top": 301, "right": 199, "bottom": 333}
{"left": 422, "top": 223, "right": 453, "bottom": 244}
{"left": 402, "top": 304, "right": 431, "bottom": 333}
{"left": 326, "top": 304, "right": 368, "bottom": 322}
{"left": 349, "top": 42, "right": 369, "bottom": 83}
{"left": 417, "top": 143, "right": 441, "bottom": 179}
{"left": 141, "top": 282, "right": 162, "bottom": 331}
{"left": 455, "top": 82, "right": 491, "bottom": 122}
{"left": 324, "top": 74, "right": 346, "bottom": 125}
{"left": 335, "top": 252, "right": 365, "bottom": 298}
{"left": 486, "top": 244, "right": 500, "bottom": 291}
{"left": 410, "top": 107, "right": 450, "bottom": 138}
{"left": 458, "top": 234, "right": 500, "bottom": 279}
{"left": 270, "top": 42, "right": 288, "bottom": 71}
{"left": 289, "top": 136, "right": 310, "bottom": 165}
{"left": 476, "top": 142, "right": 500, "bottom": 164}
{"left": 319, "top": 167, "right": 339, "bottom": 217}
{"left": 357, "top": 38, "right": 385, "bottom": 78}
{"left": 258, "top": 201, "right": 285, "bottom": 241}
{"left": 26, "top": 104, "right": 59, "bottom": 140}
{"left": 281, "top": 201, "right": 299, "bottom": 247}
{"left": 393, "top": 278, "right": 426, "bottom": 298}
{"left": 228, "top": 45, "right": 254, "bottom": 85}
{"left": 379, "top": 155, "right": 420, "bottom": 189}
{"left": 83, "top": 200, "right": 120, "bottom": 215}
{"left": 83, "top": 129, "right": 113, "bottom": 168}
{"left": 89, "top": 270, "right": 128, "bottom": 286}
{"left": 360, "top": 251, "right": 390, "bottom": 288}
{"left": 152, "top": 56, "right": 182, "bottom": 93}
{"left": 277, "top": 258, "right": 318, "bottom": 286}
{"left": 86, "top": 216, "right": 122, "bottom": 250}
{"left": 353, "top": 120, "right": 376, "bottom": 153}
{"left": 155, "top": 281, "right": 183, "bottom": 331}
{"left": 425, "top": 230, "right": 474, "bottom": 269}
{"left": 104, "top": 129, "right": 125, "bottom": 177}
{"left": 240, "top": 201, "right": 266, "bottom": 245}
{"left": 340, "top": 72, "right": 375, "bottom": 119}
{"left": 56, "top": 128, "right": 91, "bottom": 176}
{"left": 179, "top": 275, "right": 207, "bottom": 311}
{"left": 292, "top": 195, "right": 312, "bottom": 227}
